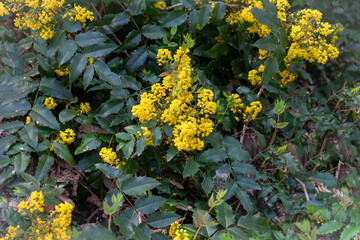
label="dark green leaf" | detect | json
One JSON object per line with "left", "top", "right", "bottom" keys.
{"left": 35, "top": 155, "right": 54, "bottom": 181}
{"left": 180, "top": 0, "right": 196, "bottom": 8}
{"left": 118, "top": 30, "right": 141, "bottom": 51}
{"left": 69, "top": 53, "right": 87, "bottom": 82}
{"left": 124, "top": 140, "right": 135, "bottom": 159}
{"left": 83, "top": 65, "right": 94, "bottom": 90}
{"left": 136, "top": 135, "right": 147, "bottom": 156}
{"left": 0, "top": 121, "right": 24, "bottom": 133}
{"left": 232, "top": 162, "right": 257, "bottom": 174}
{"left": 116, "top": 132, "right": 133, "bottom": 141}
{"left": 96, "top": 163, "right": 119, "bottom": 179}
{"left": 318, "top": 221, "right": 343, "bottom": 235}
{"left": 340, "top": 225, "right": 360, "bottom": 240}
{"left": 261, "top": 56, "right": 278, "bottom": 85}
{"left": 14, "top": 152, "right": 31, "bottom": 176}
{"left": 113, "top": 215, "right": 133, "bottom": 238}
{"left": 199, "top": 5, "right": 212, "bottom": 29}
{"left": 29, "top": 104, "right": 60, "bottom": 130}
{"left": 237, "top": 176, "right": 261, "bottom": 190}
{"left": 19, "top": 122, "right": 38, "bottom": 149}
{"left": 163, "top": 10, "right": 188, "bottom": 27}
{"left": 99, "top": 99, "right": 124, "bottom": 117}
{"left": 75, "top": 32, "right": 107, "bottom": 47}
{"left": 122, "top": 176, "right": 160, "bottom": 196}
{"left": 202, "top": 176, "right": 213, "bottom": 195}
{"left": 62, "top": 19, "right": 83, "bottom": 33}
{"left": 75, "top": 133, "right": 102, "bottom": 155}
{"left": 211, "top": 2, "right": 226, "bottom": 23}
{"left": 151, "top": 127, "right": 162, "bottom": 146}
{"left": 126, "top": 46, "right": 147, "bottom": 72}
{"left": 249, "top": 7, "right": 281, "bottom": 34}
{"left": 94, "top": 60, "right": 123, "bottom": 85}
{"left": 112, "top": 11, "right": 131, "bottom": 26}
{"left": 183, "top": 157, "right": 200, "bottom": 178}
{"left": 254, "top": 34, "right": 278, "bottom": 52}
{"left": 197, "top": 147, "right": 227, "bottom": 163}
{"left": 142, "top": 25, "right": 165, "bottom": 39}
{"left": 59, "top": 109, "right": 77, "bottom": 123}
{"left": 57, "top": 40, "right": 77, "bottom": 65}
{"left": 147, "top": 212, "right": 180, "bottom": 228}
{"left": 236, "top": 190, "right": 254, "bottom": 214}
{"left": 217, "top": 202, "right": 235, "bottom": 228}
{"left": 312, "top": 172, "right": 337, "bottom": 188}
{"left": 40, "top": 77, "right": 74, "bottom": 101}
{"left": 53, "top": 142, "right": 73, "bottom": 165}
{"left": 84, "top": 44, "right": 117, "bottom": 58}
{"left": 78, "top": 225, "right": 115, "bottom": 240}
{"left": 166, "top": 146, "right": 179, "bottom": 162}
{"left": 135, "top": 196, "right": 167, "bottom": 214}
{"left": 189, "top": 10, "right": 199, "bottom": 31}
{"left": 0, "top": 100, "right": 31, "bottom": 117}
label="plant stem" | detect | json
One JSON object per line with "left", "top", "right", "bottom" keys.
{"left": 193, "top": 207, "right": 213, "bottom": 240}
{"left": 108, "top": 214, "right": 112, "bottom": 230}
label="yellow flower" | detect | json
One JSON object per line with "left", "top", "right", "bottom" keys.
{"left": 59, "top": 129, "right": 76, "bottom": 145}
{"left": 44, "top": 96, "right": 57, "bottom": 110}
{"left": 78, "top": 102, "right": 91, "bottom": 115}
{"left": 243, "top": 101, "right": 262, "bottom": 122}
{"left": 169, "top": 221, "right": 181, "bottom": 237}
{"left": 99, "top": 147, "right": 120, "bottom": 169}
{"left": 157, "top": 48, "right": 173, "bottom": 66}
{"left": 55, "top": 67, "right": 69, "bottom": 76}
{"left": 26, "top": 116, "right": 31, "bottom": 124}
{"left": 62, "top": 4, "right": 94, "bottom": 27}
{"left": 153, "top": 1, "right": 166, "bottom": 9}
{"left": 17, "top": 190, "right": 44, "bottom": 213}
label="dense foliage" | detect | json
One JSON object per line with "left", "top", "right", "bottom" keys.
{"left": 0, "top": 0, "right": 359, "bottom": 239}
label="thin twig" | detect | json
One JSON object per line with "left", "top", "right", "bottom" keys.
{"left": 295, "top": 177, "right": 310, "bottom": 202}
{"left": 335, "top": 161, "right": 343, "bottom": 179}
{"left": 257, "top": 86, "right": 264, "bottom": 99}
{"left": 87, "top": 0, "right": 102, "bottom": 19}
{"left": 239, "top": 125, "right": 247, "bottom": 145}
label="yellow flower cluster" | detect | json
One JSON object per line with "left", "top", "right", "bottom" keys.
{"left": 99, "top": 147, "right": 120, "bottom": 169}
{"left": 50, "top": 129, "right": 76, "bottom": 151}
{"left": 15, "top": 191, "right": 73, "bottom": 240}
{"left": 225, "top": 0, "right": 290, "bottom": 37}
{"left": 132, "top": 46, "right": 217, "bottom": 151}
{"left": 26, "top": 116, "right": 32, "bottom": 124}
{"left": 169, "top": 222, "right": 190, "bottom": 240}
{"left": 44, "top": 96, "right": 57, "bottom": 110}
{"left": 17, "top": 190, "right": 44, "bottom": 213}
{"left": 278, "top": 69, "right": 296, "bottom": 87}
{"left": 0, "top": 0, "right": 66, "bottom": 40}
{"left": 285, "top": 9, "right": 340, "bottom": 65}
{"left": 227, "top": 94, "right": 262, "bottom": 122}
{"left": 157, "top": 48, "right": 173, "bottom": 66}
{"left": 62, "top": 4, "right": 94, "bottom": 28}
{"left": 153, "top": 1, "right": 166, "bottom": 9}
{"left": 248, "top": 64, "right": 265, "bottom": 86}
{"left": 0, "top": 226, "right": 20, "bottom": 240}
{"left": 55, "top": 67, "right": 69, "bottom": 76}
{"left": 78, "top": 102, "right": 91, "bottom": 115}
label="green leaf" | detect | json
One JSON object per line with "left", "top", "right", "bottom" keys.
{"left": 197, "top": 147, "right": 227, "bottom": 163}
{"left": 19, "top": 122, "right": 38, "bottom": 149}
{"left": 63, "top": 19, "right": 82, "bottom": 33}
{"left": 125, "top": 125, "right": 142, "bottom": 135}
{"left": 151, "top": 127, "right": 162, "bottom": 146}
{"left": 180, "top": 0, "right": 196, "bottom": 8}
{"left": 238, "top": 215, "right": 270, "bottom": 233}
{"left": 198, "top": 5, "right": 212, "bottom": 29}
{"left": 59, "top": 109, "right": 77, "bottom": 123}
{"left": 261, "top": 56, "right": 279, "bottom": 85}
{"left": 227, "top": 227, "right": 249, "bottom": 240}
{"left": 211, "top": 2, "right": 226, "bottom": 24}
{"left": 14, "top": 152, "right": 31, "bottom": 176}
{"left": 135, "top": 196, "right": 167, "bottom": 214}
{"left": 112, "top": 11, "right": 130, "bottom": 26}
{"left": 122, "top": 176, "right": 160, "bottom": 196}
{"left": 202, "top": 176, "right": 213, "bottom": 195}
{"left": 99, "top": 99, "right": 124, "bottom": 117}
{"left": 83, "top": 65, "right": 94, "bottom": 90}
{"left": 0, "top": 100, "right": 31, "bottom": 117}
{"left": 40, "top": 77, "right": 74, "bottom": 101}
{"left": 236, "top": 190, "right": 254, "bottom": 214}
{"left": 340, "top": 225, "right": 360, "bottom": 240}
{"left": 94, "top": 61, "right": 123, "bottom": 86}
{"left": 254, "top": 34, "right": 278, "bottom": 52}
{"left": 124, "top": 140, "right": 135, "bottom": 159}
{"left": 0, "top": 135, "right": 16, "bottom": 155}
{"left": 142, "top": 25, "right": 165, "bottom": 40}
{"left": 232, "top": 162, "right": 257, "bottom": 174}
{"left": 0, "top": 121, "right": 24, "bottom": 133}
{"left": 53, "top": 142, "right": 73, "bottom": 165}
{"left": 249, "top": 7, "right": 280, "bottom": 34}
{"left": 318, "top": 221, "right": 343, "bottom": 235}
{"left": 116, "top": 132, "right": 133, "bottom": 141}
{"left": 136, "top": 135, "right": 147, "bottom": 156}
{"left": 18, "top": 37, "right": 33, "bottom": 50}
{"left": 78, "top": 225, "right": 115, "bottom": 240}
{"left": 163, "top": 10, "right": 188, "bottom": 27}
{"left": 69, "top": 53, "right": 87, "bottom": 82}
{"left": 75, "top": 32, "right": 107, "bottom": 47}
{"left": 126, "top": 46, "right": 147, "bottom": 72}
{"left": 75, "top": 133, "right": 101, "bottom": 155}
{"left": 35, "top": 154, "right": 55, "bottom": 181}
{"left": 166, "top": 146, "right": 179, "bottom": 162}
{"left": 237, "top": 176, "right": 261, "bottom": 190}
{"left": 57, "top": 40, "right": 77, "bottom": 65}
{"left": 189, "top": 10, "right": 199, "bottom": 31}
{"left": 311, "top": 172, "right": 337, "bottom": 188}
{"left": 29, "top": 104, "right": 60, "bottom": 130}
{"left": 84, "top": 44, "right": 117, "bottom": 58}
{"left": 113, "top": 215, "right": 133, "bottom": 239}
{"left": 118, "top": 30, "right": 141, "bottom": 51}
{"left": 227, "top": 147, "right": 251, "bottom": 162}
{"left": 96, "top": 163, "right": 119, "bottom": 179}
{"left": 217, "top": 202, "right": 235, "bottom": 228}
{"left": 3, "top": 208, "right": 27, "bottom": 228}
{"left": 0, "top": 156, "right": 10, "bottom": 169}
{"left": 132, "top": 224, "right": 149, "bottom": 240}
{"left": 147, "top": 212, "right": 180, "bottom": 228}
{"left": 183, "top": 157, "right": 199, "bottom": 178}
